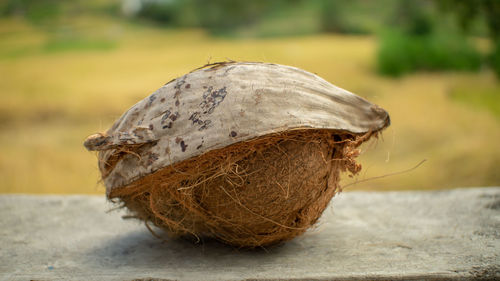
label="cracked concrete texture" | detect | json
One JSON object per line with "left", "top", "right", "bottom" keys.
{"left": 0, "top": 188, "right": 499, "bottom": 281}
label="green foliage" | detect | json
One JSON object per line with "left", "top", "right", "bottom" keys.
{"left": 133, "top": 0, "right": 273, "bottom": 34}
{"left": 377, "top": 0, "right": 482, "bottom": 77}
{"left": 390, "top": 0, "right": 434, "bottom": 36}
{"left": 377, "top": 30, "right": 482, "bottom": 76}
{"left": 135, "top": 0, "right": 182, "bottom": 25}
{"left": 491, "top": 41, "right": 500, "bottom": 79}
{"left": 320, "top": 0, "right": 361, "bottom": 34}
{"left": 192, "top": 0, "right": 270, "bottom": 34}
{"left": 133, "top": 0, "right": 322, "bottom": 37}
{"left": 437, "top": 0, "right": 500, "bottom": 77}
{"left": 0, "top": 0, "right": 61, "bottom": 23}
{"left": 437, "top": 0, "right": 500, "bottom": 40}
{"left": 131, "top": 0, "right": 391, "bottom": 37}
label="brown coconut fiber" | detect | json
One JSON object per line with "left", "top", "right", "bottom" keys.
{"left": 107, "top": 129, "right": 371, "bottom": 248}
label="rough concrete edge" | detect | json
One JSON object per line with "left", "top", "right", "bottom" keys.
{"left": 130, "top": 272, "right": 499, "bottom": 281}
{"left": 1, "top": 186, "right": 498, "bottom": 198}
{"left": 2, "top": 188, "right": 499, "bottom": 281}
{"left": 127, "top": 266, "right": 500, "bottom": 281}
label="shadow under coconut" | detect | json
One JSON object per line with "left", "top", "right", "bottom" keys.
{"left": 84, "top": 225, "right": 320, "bottom": 270}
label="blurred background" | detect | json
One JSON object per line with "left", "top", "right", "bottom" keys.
{"left": 0, "top": 0, "right": 498, "bottom": 194}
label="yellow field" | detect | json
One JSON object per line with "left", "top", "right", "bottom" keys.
{"left": 1, "top": 17, "right": 499, "bottom": 194}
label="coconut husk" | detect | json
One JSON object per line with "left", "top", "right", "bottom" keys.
{"left": 108, "top": 129, "right": 369, "bottom": 248}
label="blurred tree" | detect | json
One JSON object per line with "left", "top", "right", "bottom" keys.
{"left": 129, "top": 0, "right": 272, "bottom": 34}
{"left": 131, "top": 0, "right": 312, "bottom": 36}
{"left": 437, "top": 0, "right": 500, "bottom": 77}
{"left": 391, "top": 0, "right": 434, "bottom": 36}
{"left": 377, "top": 0, "right": 481, "bottom": 76}
{"left": 191, "top": 0, "right": 270, "bottom": 34}
{"left": 0, "top": 0, "right": 61, "bottom": 23}
{"left": 320, "top": 0, "right": 369, "bottom": 34}
{"left": 320, "top": 0, "right": 347, "bottom": 33}
{"left": 437, "top": 0, "right": 499, "bottom": 40}
{"left": 136, "top": 0, "right": 180, "bottom": 24}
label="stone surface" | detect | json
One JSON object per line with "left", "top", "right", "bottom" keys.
{"left": 0, "top": 188, "right": 499, "bottom": 281}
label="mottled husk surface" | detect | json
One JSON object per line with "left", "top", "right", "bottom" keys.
{"left": 107, "top": 129, "right": 368, "bottom": 248}
{"left": 88, "top": 62, "right": 390, "bottom": 191}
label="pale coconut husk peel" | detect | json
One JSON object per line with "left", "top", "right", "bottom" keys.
{"left": 85, "top": 62, "right": 389, "bottom": 248}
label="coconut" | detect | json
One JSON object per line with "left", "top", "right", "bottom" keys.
{"left": 84, "top": 62, "right": 390, "bottom": 247}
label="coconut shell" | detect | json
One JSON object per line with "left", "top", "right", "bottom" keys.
{"left": 85, "top": 62, "right": 389, "bottom": 193}
{"left": 84, "top": 62, "right": 390, "bottom": 247}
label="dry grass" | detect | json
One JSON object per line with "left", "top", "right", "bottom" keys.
{"left": 0, "top": 17, "right": 498, "bottom": 193}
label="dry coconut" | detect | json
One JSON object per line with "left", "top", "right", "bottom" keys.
{"left": 84, "top": 61, "right": 390, "bottom": 247}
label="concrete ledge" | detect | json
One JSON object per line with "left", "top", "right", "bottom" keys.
{"left": 1, "top": 188, "right": 499, "bottom": 281}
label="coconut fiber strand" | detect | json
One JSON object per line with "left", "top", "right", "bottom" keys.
{"left": 84, "top": 62, "right": 390, "bottom": 247}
